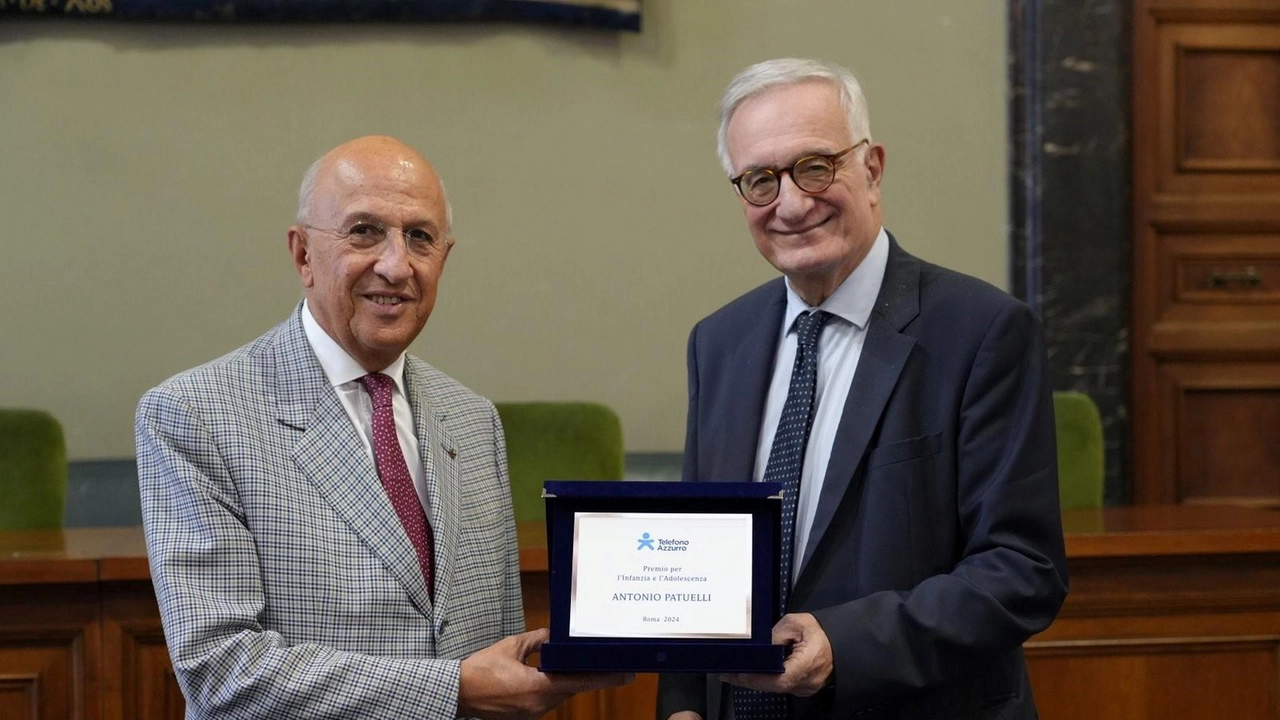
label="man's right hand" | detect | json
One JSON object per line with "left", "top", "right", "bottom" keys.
{"left": 458, "top": 628, "right": 632, "bottom": 720}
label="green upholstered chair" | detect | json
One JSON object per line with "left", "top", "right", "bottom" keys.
{"left": 1053, "top": 391, "right": 1105, "bottom": 509}
{"left": 495, "top": 402, "right": 624, "bottom": 523}
{"left": 0, "top": 409, "right": 68, "bottom": 529}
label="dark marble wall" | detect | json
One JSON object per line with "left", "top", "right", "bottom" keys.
{"left": 1009, "top": 0, "right": 1132, "bottom": 504}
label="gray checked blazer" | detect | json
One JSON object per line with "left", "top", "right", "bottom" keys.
{"left": 136, "top": 304, "right": 523, "bottom": 719}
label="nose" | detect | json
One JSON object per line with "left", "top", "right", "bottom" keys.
{"left": 772, "top": 173, "right": 815, "bottom": 222}
{"left": 373, "top": 232, "right": 414, "bottom": 284}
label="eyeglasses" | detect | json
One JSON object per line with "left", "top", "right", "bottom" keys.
{"left": 730, "top": 139, "right": 868, "bottom": 206}
{"left": 303, "top": 220, "right": 445, "bottom": 259}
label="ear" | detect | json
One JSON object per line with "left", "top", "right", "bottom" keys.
{"left": 287, "top": 225, "right": 315, "bottom": 288}
{"left": 864, "top": 143, "right": 887, "bottom": 205}
{"left": 437, "top": 236, "right": 456, "bottom": 271}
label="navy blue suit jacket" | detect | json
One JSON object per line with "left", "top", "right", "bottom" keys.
{"left": 657, "top": 236, "right": 1068, "bottom": 720}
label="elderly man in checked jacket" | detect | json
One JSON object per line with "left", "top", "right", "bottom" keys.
{"left": 137, "top": 136, "right": 626, "bottom": 720}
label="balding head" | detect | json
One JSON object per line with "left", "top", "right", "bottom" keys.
{"left": 297, "top": 135, "right": 454, "bottom": 236}
{"left": 287, "top": 135, "right": 455, "bottom": 372}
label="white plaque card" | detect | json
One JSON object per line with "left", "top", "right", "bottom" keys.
{"left": 569, "top": 512, "right": 753, "bottom": 639}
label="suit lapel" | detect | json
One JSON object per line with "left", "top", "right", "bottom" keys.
{"left": 404, "top": 361, "right": 462, "bottom": 626}
{"left": 797, "top": 239, "right": 921, "bottom": 580}
{"left": 712, "top": 284, "right": 787, "bottom": 483}
{"left": 275, "top": 308, "right": 435, "bottom": 617}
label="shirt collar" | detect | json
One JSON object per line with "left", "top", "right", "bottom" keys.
{"left": 301, "top": 299, "right": 408, "bottom": 394}
{"left": 782, "top": 226, "right": 890, "bottom": 334}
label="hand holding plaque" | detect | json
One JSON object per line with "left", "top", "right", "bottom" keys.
{"left": 538, "top": 481, "right": 786, "bottom": 673}
{"left": 718, "top": 613, "right": 834, "bottom": 696}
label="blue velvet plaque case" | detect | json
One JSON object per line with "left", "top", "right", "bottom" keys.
{"left": 538, "top": 480, "right": 786, "bottom": 673}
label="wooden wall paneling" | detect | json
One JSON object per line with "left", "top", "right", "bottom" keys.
{"left": 1179, "top": 48, "right": 1280, "bottom": 172}
{"left": 12, "top": 516, "right": 1280, "bottom": 720}
{"left": 1163, "top": 362, "right": 1280, "bottom": 506}
{"left": 1027, "top": 637, "right": 1279, "bottom": 720}
{"left": 83, "top": 554, "right": 629, "bottom": 720}
{"left": 1133, "top": 230, "right": 1172, "bottom": 502}
{"left": 0, "top": 584, "right": 100, "bottom": 720}
{"left": 1027, "top": 509, "right": 1280, "bottom": 719}
{"left": 1133, "top": 0, "right": 1167, "bottom": 503}
{"left": 1155, "top": 233, "right": 1280, "bottom": 340}
{"left": 1045, "top": 554, "right": 1280, "bottom": 617}
{"left": 1158, "top": 22, "right": 1280, "bottom": 197}
{"left": 1148, "top": 0, "right": 1280, "bottom": 19}
{"left": 100, "top": 582, "right": 181, "bottom": 720}
{"left": 0, "top": 673, "right": 41, "bottom": 720}
{"left": 537, "top": 671, "right": 658, "bottom": 720}
{"left": 1132, "top": 0, "right": 1280, "bottom": 502}
{"left": 1149, "top": 194, "right": 1280, "bottom": 232}
{"left": 596, "top": 673, "right": 660, "bottom": 720}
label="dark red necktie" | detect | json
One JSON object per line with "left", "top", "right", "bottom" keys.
{"left": 359, "top": 373, "right": 435, "bottom": 600}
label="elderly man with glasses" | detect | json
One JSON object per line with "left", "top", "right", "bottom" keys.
{"left": 656, "top": 59, "right": 1068, "bottom": 720}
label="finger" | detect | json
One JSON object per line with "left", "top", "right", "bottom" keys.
{"left": 771, "top": 614, "right": 804, "bottom": 644}
{"left": 716, "top": 672, "right": 739, "bottom": 686}
{"left": 779, "top": 629, "right": 832, "bottom": 695}
{"left": 514, "top": 628, "right": 549, "bottom": 660}
{"left": 717, "top": 672, "right": 778, "bottom": 693}
{"left": 545, "top": 671, "right": 633, "bottom": 693}
{"left": 781, "top": 649, "right": 808, "bottom": 676}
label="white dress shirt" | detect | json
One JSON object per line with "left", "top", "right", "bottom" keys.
{"left": 301, "top": 300, "right": 431, "bottom": 519}
{"left": 754, "top": 227, "right": 889, "bottom": 583}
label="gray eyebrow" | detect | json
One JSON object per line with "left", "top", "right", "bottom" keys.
{"left": 337, "top": 212, "right": 442, "bottom": 235}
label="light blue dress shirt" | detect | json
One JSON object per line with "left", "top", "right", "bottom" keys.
{"left": 754, "top": 227, "right": 890, "bottom": 583}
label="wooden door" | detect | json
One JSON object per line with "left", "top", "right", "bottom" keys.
{"left": 1131, "top": 0, "right": 1280, "bottom": 504}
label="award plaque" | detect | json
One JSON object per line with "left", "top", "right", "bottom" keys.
{"left": 538, "top": 480, "right": 785, "bottom": 673}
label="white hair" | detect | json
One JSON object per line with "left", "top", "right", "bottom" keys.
{"left": 716, "top": 58, "right": 872, "bottom": 176}
{"left": 295, "top": 154, "right": 325, "bottom": 225}
{"left": 294, "top": 153, "right": 455, "bottom": 236}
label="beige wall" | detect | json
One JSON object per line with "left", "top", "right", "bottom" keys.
{"left": 0, "top": 1, "right": 1007, "bottom": 459}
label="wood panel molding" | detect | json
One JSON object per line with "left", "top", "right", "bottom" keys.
{"left": 1161, "top": 363, "right": 1280, "bottom": 505}
{"left": 1176, "top": 47, "right": 1280, "bottom": 173}
{"left": 1056, "top": 555, "right": 1280, "bottom": 616}
{"left": 0, "top": 627, "right": 89, "bottom": 720}
{"left": 1027, "top": 634, "right": 1280, "bottom": 655}
{"left": 1026, "top": 635, "right": 1279, "bottom": 720}
{"left": 1148, "top": 3, "right": 1280, "bottom": 24}
{"left": 1149, "top": 194, "right": 1280, "bottom": 232}
{"left": 0, "top": 673, "right": 39, "bottom": 720}
{"left": 1156, "top": 23, "right": 1280, "bottom": 196}
{"left": 109, "top": 618, "right": 178, "bottom": 720}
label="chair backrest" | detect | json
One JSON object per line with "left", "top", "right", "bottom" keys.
{"left": 495, "top": 402, "right": 624, "bottom": 522}
{"left": 1053, "top": 391, "right": 1104, "bottom": 509}
{"left": 0, "top": 408, "right": 68, "bottom": 529}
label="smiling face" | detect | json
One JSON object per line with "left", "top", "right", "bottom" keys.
{"left": 287, "top": 136, "right": 454, "bottom": 372}
{"left": 725, "top": 80, "right": 885, "bottom": 306}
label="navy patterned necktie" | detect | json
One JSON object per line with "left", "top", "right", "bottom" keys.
{"left": 735, "top": 309, "right": 832, "bottom": 720}
{"left": 360, "top": 373, "right": 435, "bottom": 600}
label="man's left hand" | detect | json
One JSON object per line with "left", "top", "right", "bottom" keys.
{"left": 719, "top": 613, "right": 833, "bottom": 697}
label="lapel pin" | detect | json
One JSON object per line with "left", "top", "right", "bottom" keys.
{"left": 443, "top": 444, "right": 456, "bottom": 460}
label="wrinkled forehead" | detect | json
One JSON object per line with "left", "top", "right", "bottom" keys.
{"left": 726, "top": 82, "right": 852, "bottom": 170}
{"left": 311, "top": 153, "right": 445, "bottom": 221}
